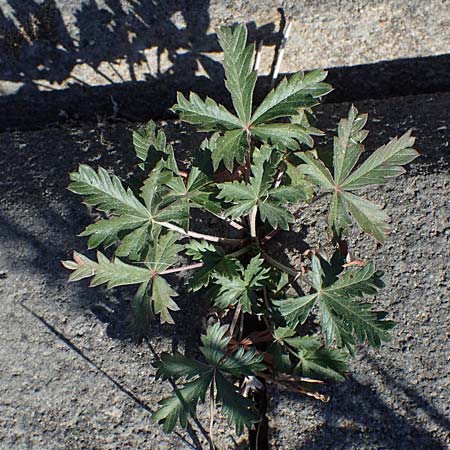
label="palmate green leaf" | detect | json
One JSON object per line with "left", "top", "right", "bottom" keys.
{"left": 185, "top": 240, "right": 242, "bottom": 291}
{"left": 218, "top": 147, "right": 303, "bottom": 230}
{"left": 132, "top": 232, "right": 183, "bottom": 324}
{"left": 62, "top": 250, "right": 150, "bottom": 287}
{"left": 133, "top": 120, "right": 178, "bottom": 173}
{"left": 153, "top": 323, "right": 264, "bottom": 434}
{"left": 251, "top": 70, "right": 332, "bottom": 125}
{"left": 70, "top": 163, "right": 187, "bottom": 259}
{"left": 274, "top": 254, "right": 393, "bottom": 353}
{"left": 213, "top": 255, "right": 270, "bottom": 312}
{"left": 218, "top": 24, "right": 257, "bottom": 123}
{"left": 173, "top": 25, "right": 331, "bottom": 173}
{"left": 164, "top": 167, "right": 221, "bottom": 229}
{"left": 63, "top": 233, "right": 183, "bottom": 325}
{"left": 299, "top": 106, "right": 418, "bottom": 241}
{"left": 283, "top": 334, "right": 347, "bottom": 382}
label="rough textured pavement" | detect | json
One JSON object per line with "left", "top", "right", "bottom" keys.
{"left": 0, "top": 92, "right": 449, "bottom": 449}
{"left": 1, "top": 0, "right": 448, "bottom": 94}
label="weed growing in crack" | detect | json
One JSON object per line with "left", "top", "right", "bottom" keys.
{"left": 63, "top": 23, "right": 418, "bottom": 448}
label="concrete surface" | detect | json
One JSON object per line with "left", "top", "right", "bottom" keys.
{"left": 0, "top": 92, "right": 449, "bottom": 449}
{"left": 1, "top": 0, "right": 449, "bottom": 94}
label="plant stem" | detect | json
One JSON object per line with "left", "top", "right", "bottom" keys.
{"left": 261, "top": 250, "right": 300, "bottom": 278}
{"left": 229, "top": 304, "right": 242, "bottom": 337}
{"left": 159, "top": 262, "right": 204, "bottom": 276}
{"left": 209, "top": 379, "right": 216, "bottom": 450}
{"left": 155, "top": 220, "right": 246, "bottom": 245}
{"left": 210, "top": 211, "right": 247, "bottom": 231}
{"left": 249, "top": 205, "right": 258, "bottom": 238}
{"left": 271, "top": 18, "right": 292, "bottom": 87}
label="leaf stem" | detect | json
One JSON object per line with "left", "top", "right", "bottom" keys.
{"left": 271, "top": 18, "right": 292, "bottom": 87}
{"left": 249, "top": 205, "right": 258, "bottom": 238}
{"left": 261, "top": 250, "right": 300, "bottom": 279}
{"left": 209, "top": 379, "right": 216, "bottom": 450}
{"left": 159, "top": 262, "right": 204, "bottom": 276}
{"left": 155, "top": 220, "right": 246, "bottom": 246}
{"left": 229, "top": 304, "right": 242, "bottom": 338}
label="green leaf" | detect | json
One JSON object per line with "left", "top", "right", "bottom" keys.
{"left": 252, "top": 123, "right": 314, "bottom": 150}
{"left": 63, "top": 251, "right": 150, "bottom": 287}
{"left": 298, "top": 106, "right": 418, "bottom": 241}
{"left": 133, "top": 120, "right": 178, "bottom": 172}
{"left": 213, "top": 255, "right": 269, "bottom": 312}
{"left": 153, "top": 323, "right": 264, "bottom": 433}
{"left": 274, "top": 254, "right": 393, "bottom": 352}
{"left": 251, "top": 70, "right": 332, "bottom": 125}
{"left": 79, "top": 216, "right": 147, "bottom": 251}
{"left": 340, "top": 191, "right": 390, "bottom": 243}
{"left": 152, "top": 374, "right": 213, "bottom": 432}
{"left": 218, "top": 24, "right": 257, "bottom": 123}
{"left": 173, "top": 92, "right": 242, "bottom": 131}
{"left": 294, "top": 346, "right": 348, "bottom": 382}
{"left": 218, "top": 147, "right": 297, "bottom": 230}
{"left": 342, "top": 130, "right": 418, "bottom": 190}
{"left": 185, "top": 241, "right": 242, "bottom": 291}
{"left": 69, "top": 165, "right": 149, "bottom": 218}
{"left": 215, "top": 371, "right": 260, "bottom": 434}
{"left": 332, "top": 105, "right": 368, "bottom": 184}
{"left": 64, "top": 233, "right": 183, "bottom": 325}
{"left": 211, "top": 129, "right": 247, "bottom": 172}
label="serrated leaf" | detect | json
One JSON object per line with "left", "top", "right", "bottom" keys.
{"left": 69, "top": 165, "right": 149, "bottom": 218}
{"left": 79, "top": 216, "right": 147, "bottom": 250}
{"left": 218, "top": 24, "right": 257, "bottom": 123}
{"left": 294, "top": 346, "right": 348, "bottom": 382}
{"left": 251, "top": 70, "right": 332, "bottom": 125}
{"left": 185, "top": 241, "right": 242, "bottom": 291}
{"left": 213, "top": 255, "right": 269, "bottom": 312}
{"left": 215, "top": 371, "right": 260, "bottom": 434}
{"left": 342, "top": 130, "right": 418, "bottom": 190}
{"left": 133, "top": 120, "right": 178, "bottom": 172}
{"left": 152, "top": 374, "right": 213, "bottom": 433}
{"left": 173, "top": 92, "right": 242, "bottom": 131}
{"left": 63, "top": 251, "right": 150, "bottom": 287}
{"left": 212, "top": 129, "right": 246, "bottom": 171}
{"left": 252, "top": 123, "right": 314, "bottom": 150}
{"left": 298, "top": 106, "right": 418, "bottom": 241}
{"left": 340, "top": 191, "right": 390, "bottom": 242}
{"left": 218, "top": 147, "right": 297, "bottom": 230}
{"left": 154, "top": 323, "right": 264, "bottom": 433}
{"left": 274, "top": 254, "right": 393, "bottom": 352}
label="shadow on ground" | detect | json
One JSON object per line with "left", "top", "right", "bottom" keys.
{"left": 1, "top": 1, "right": 449, "bottom": 130}
{"left": 270, "top": 361, "right": 449, "bottom": 450}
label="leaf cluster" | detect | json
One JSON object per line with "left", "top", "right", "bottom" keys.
{"left": 63, "top": 23, "right": 418, "bottom": 438}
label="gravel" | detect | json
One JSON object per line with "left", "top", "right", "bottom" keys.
{"left": 0, "top": 92, "right": 449, "bottom": 449}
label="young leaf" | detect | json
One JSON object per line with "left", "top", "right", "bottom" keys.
{"left": 217, "top": 24, "right": 257, "bottom": 123}
{"left": 218, "top": 147, "right": 303, "bottom": 230}
{"left": 185, "top": 240, "right": 242, "bottom": 291}
{"left": 133, "top": 120, "right": 178, "bottom": 173}
{"left": 213, "top": 255, "right": 270, "bottom": 312}
{"left": 274, "top": 254, "right": 393, "bottom": 353}
{"left": 299, "top": 106, "right": 418, "bottom": 241}
{"left": 153, "top": 323, "right": 264, "bottom": 433}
